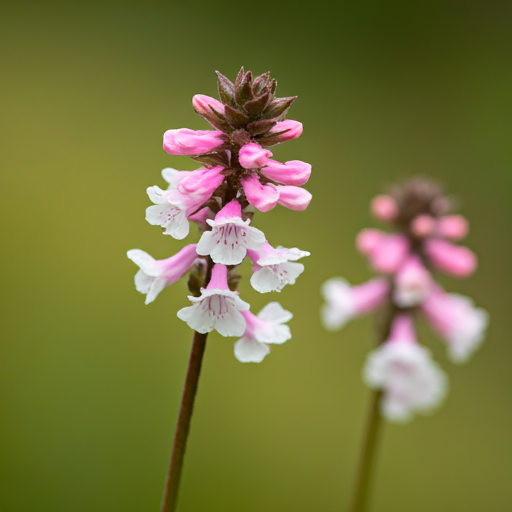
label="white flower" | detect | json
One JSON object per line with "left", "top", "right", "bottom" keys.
{"left": 234, "top": 302, "right": 293, "bottom": 363}
{"left": 127, "top": 245, "right": 198, "bottom": 304}
{"left": 161, "top": 167, "right": 189, "bottom": 190}
{"left": 177, "top": 264, "right": 250, "bottom": 337}
{"left": 363, "top": 314, "right": 448, "bottom": 423}
{"left": 321, "top": 277, "right": 390, "bottom": 331}
{"left": 248, "top": 242, "right": 309, "bottom": 293}
{"left": 422, "top": 289, "right": 489, "bottom": 363}
{"left": 196, "top": 199, "right": 266, "bottom": 265}
{"left": 145, "top": 187, "right": 192, "bottom": 240}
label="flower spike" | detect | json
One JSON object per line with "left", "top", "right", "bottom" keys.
{"left": 322, "top": 176, "right": 488, "bottom": 422}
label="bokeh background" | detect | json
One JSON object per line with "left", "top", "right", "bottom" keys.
{"left": 1, "top": 1, "right": 511, "bottom": 511}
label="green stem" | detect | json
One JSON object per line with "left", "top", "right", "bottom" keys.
{"left": 160, "top": 330, "right": 208, "bottom": 512}
{"left": 347, "top": 389, "right": 384, "bottom": 512}
{"left": 348, "top": 305, "right": 395, "bottom": 512}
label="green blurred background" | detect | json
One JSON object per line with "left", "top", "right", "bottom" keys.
{"left": 1, "top": 1, "right": 511, "bottom": 511}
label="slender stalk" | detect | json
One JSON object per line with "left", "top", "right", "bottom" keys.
{"left": 348, "top": 305, "right": 395, "bottom": 512}
{"left": 348, "top": 389, "right": 383, "bottom": 512}
{"left": 160, "top": 330, "right": 208, "bottom": 512}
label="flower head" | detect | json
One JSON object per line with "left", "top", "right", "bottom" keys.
{"left": 322, "top": 176, "right": 487, "bottom": 420}
{"left": 131, "top": 68, "right": 310, "bottom": 362}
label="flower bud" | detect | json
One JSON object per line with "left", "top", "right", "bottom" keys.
{"left": 424, "top": 239, "right": 477, "bottom": 277}
{"left": 437, "top": 215, "right": 469, "bottom": 240}
{"left": 239, "top": 143, "right": 272, "bottom": 169}
{"left": 370, "top": 195, "right": 398, "bottom": 222}
{"left": 276, "top": 186, "right": 312, "bottom": 211}
{"left": 268, "top": 120, "right": 303, "bottom": 142}
{"left": 260, "top": 159, "right": 311, "bottom": 186}
{"left": 163, "top": 128, "right": 225, "bottom": 156}
{"left": 241, "top": 174, "right": 279, "bottom": 212}
{"left": 411, "top": 214, "right": 436, "bottom": 237}
{"left": 192, "top": 94, "right": 225, "bottom": 117}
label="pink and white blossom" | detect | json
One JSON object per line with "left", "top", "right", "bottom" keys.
{"left": 247, "top": 242, "right": 310, "bottom": 293}
{"left": 260, "top": 159, "right": 311, "bottom": 186}
{"left": 177, "top": 264, "right": 250, "bottom": 337}
{"left": 241, "top": 174, "right": 279, "bottom": 212}
{"left": 422, "top": 288, "right": 488, "bottom": 363}
{"left": 363, "top": 315, "right": 448, "bottom": 422}
{"left": 370, "top": 195, "right": 398, "bottom": 222}
{"left": 127, "top": 245, "right": 198, "bottom": 305}
{"left": 196, "top": 199, "right": 266, "bottom": 265}
{"left": 276, "top": 186, "right": 312, "bottom": 211}
{"left": 163, "top": 128, "right": 225, "bottom": 156}
{"left": 234, "top": 302, "right": 293, "bottom": 363}
{"left": 161, "top": 168, "right": 189, "bottom": 190}
{"left": 146, "top": 185, "right": 212, "bottom": 240}
{"left": 268, "top": 120, "right": 303, "bottom": 142}
{"left": 393, "top": 255, "right": 432, "bottom": 307}
{"left": 321, "top": 277, "right": 390, "bottom": 331}
{"left": 424, "top": 238, "right": 477, "bottom": 277}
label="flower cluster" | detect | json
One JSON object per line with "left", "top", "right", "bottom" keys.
{"left": 128, "top": 68, "right": 311, "bottom": 362}
{"left": 321, "top": 177, "right": 488, "bottom": 422}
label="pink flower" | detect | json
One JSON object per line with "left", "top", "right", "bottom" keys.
{"left": 196, "top": 199, "right": 266, "bottom": 265}
{"left": 422, "top": 288, "right": 488, "bottom": 363}
{"left": 260, "top": 159, "right": 312, "bottom": 186}
{"left": 163, "top": 128, "right": 225, "bottom": 156}
{"left": 411, "top": 214, "right": 436, "bottom": 237}
{"left": 370, "top": 195, "right": 398, "bottom": 222}
{"left": 146, "top": 168, "right": 221, "bottom": 239}
{"left": 424, "top": 238, "right": 477, "bottom": 277}
{"left": 437, "top": 215, "right": 469, "bottom": 240}
{"left": 177, "top": 264, "right": 250, "bottom": 337}
{"left": 127, "top": 245, "right": 198, "bottom": 304}
{"left": 234, "top": 302, "right": 293, "bottom": 363}
{"left": 241, "top": 174, "right": 279, "bottom": 212}
{"left": 268, "top": 120, "right": 303, "bottom": 142}
{"left": 393, "top": 255, "right": 432, "bottom": 307}
{"left": 276, "top": 186, "right": 312, "bottom": 211}
{"left": 247, "top": 242, "right": 310, "bottom": 293}
{"left": 363, "top": 314, "right": 448, "bottom": 422}
{"left": 192, "top": 94, "right": 225, "bottom": 118}
{"left": 321, "top": 277, "right": 390, "bottom": 331}
{"left": 238, "top": 143, "right": 273, "bottom": 169}
{"left": 178, "top": 166, "right": 225, "bottom": 195}
{"left": 356, "top": 229, "right": 386, "bottom": 255}
{"left": 364, "top": 233, "right": 410, "bottom": 274}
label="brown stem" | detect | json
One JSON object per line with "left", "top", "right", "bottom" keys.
{"left": 348, "top": 305, "right": 396, "bottom": 512}
{"left": 160, "top": 330, "right": 208, "bottom": 512}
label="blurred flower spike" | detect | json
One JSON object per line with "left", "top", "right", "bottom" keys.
{"left": 321, "top": 176, "right": 488, "bottom": 422}
{"left": 128, "top": 68, "right": 312, "bottom": 362}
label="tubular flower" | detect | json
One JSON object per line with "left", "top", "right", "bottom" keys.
{"left": 234, "top": 302, "right": 293, "bottom": 363}
{"left": 363, "top": 314, "right": 447, "bottom": 422}
{"left": 128, "top": 68, "right": 311, "bottom": 361}
{"left": 321, "top": 176, "right": 488, "bottom": 421}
